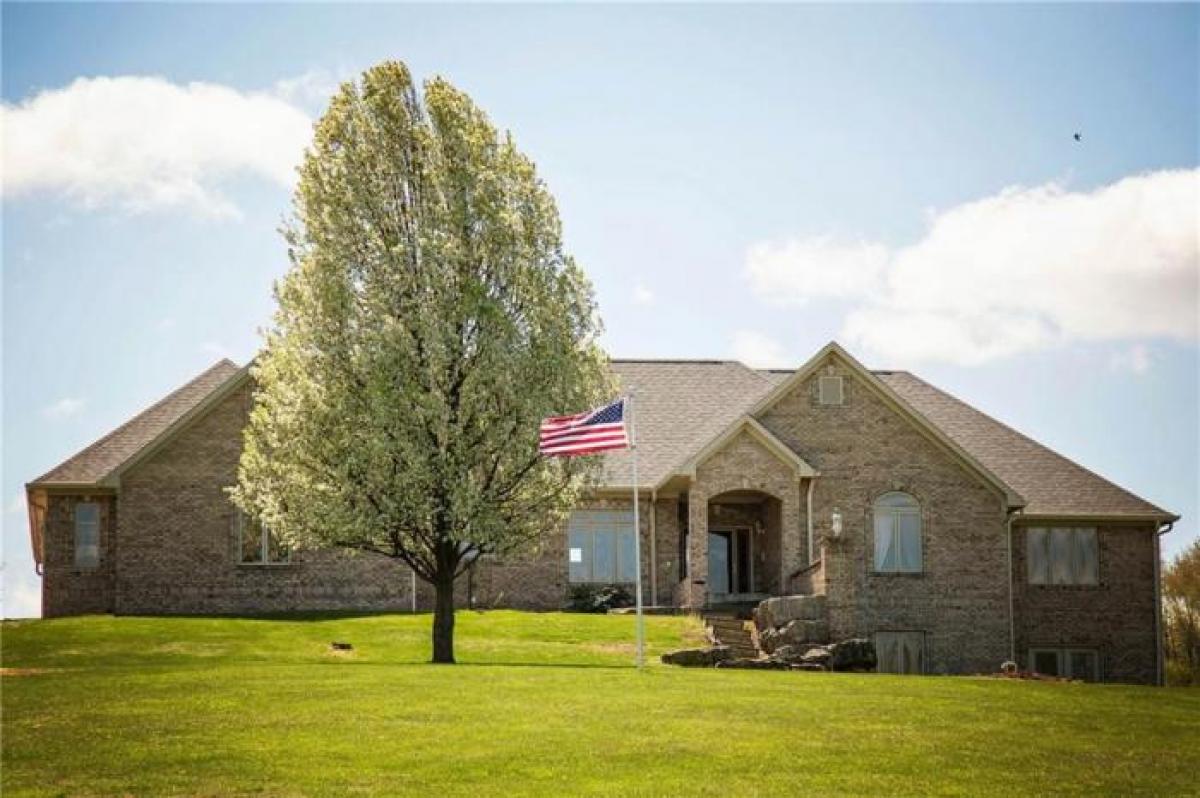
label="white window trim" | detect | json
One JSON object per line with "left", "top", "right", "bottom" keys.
{"left": 237, "top": 511, "right": 291, "bottom": 567}
{"left": 1028, "top": 647, "right": 1100, "bottom": 681}
{"left": 872, "top": 493, "right": 923, "bottom": 574}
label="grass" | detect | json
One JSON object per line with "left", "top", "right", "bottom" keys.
{"left": 2, "top": 612, "right": 1198, "bottom": 797}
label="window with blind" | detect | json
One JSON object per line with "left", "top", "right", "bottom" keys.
{"left": 875, "top": 631, "right": 924, "bottom": 674}
{"left": 567, "top": 510, "right": 637, "bottom": 584}
{"left": 873, "top": 492, "right": 922, "bottom": 573}
{"left": 74, "top": 502, "right": 100, "bottom": 569}
{"left": 1026, "top": 527, "right": 1098, "bottom": 585}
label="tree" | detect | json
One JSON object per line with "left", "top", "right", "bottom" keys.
{"left": 1164, "top": 539, "right": 1200, "bottom": 686}
{"left": 233, "top": 61, "right": 611, "bottom": 663}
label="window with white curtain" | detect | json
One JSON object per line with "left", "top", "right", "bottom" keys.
{"left": 74, "top": 502, "right": 100, "bottom": 569}
{"left": 875, "top": 631, "right": 924, "bottom": 674}
{"left": 1027, "top": 527, "right": 1098, "bottom": 585}
{"left": 567, "top": 510, "right": 637, "bottom": 584}
{"left": 873, "top": 492, "right": 922, "bottom": 573}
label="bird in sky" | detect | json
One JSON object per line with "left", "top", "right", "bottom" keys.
{"left": 1074, "top": 132, "right": 1083, "bottom": 142}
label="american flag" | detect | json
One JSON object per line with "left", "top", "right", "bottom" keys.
{"left": 539, "top": 398, "right": 630, "bottom": 457}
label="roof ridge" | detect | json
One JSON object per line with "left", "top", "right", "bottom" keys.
{"left": 894, "top": 372, "right": 1173, "bottom": 517}
{"left": 28, "top": 360, "right": 241, "bottom": 485}
{"left": 611, "top": 358, "right": 741, "bottom": 365}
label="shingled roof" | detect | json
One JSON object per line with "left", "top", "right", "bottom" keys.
{"left": 602, "top": 360, "right": 779, "bottom": 486}
{"left": 28, "top": 359, "right": 243, "bottom": 486}
{"left": 876, "top": 371, "right": 1177, "bottom": 520}
{"left": 28, "top": 352, "right": 1175, "bottom": 523}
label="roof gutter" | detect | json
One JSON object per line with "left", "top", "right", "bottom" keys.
{"left": 1154, "top": 520, "right": 1175, "bottom": 687}
{"left": 1006, "top": 505, "right": 1023, "bottom": 664}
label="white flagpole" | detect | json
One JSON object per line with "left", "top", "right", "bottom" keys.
{"left": 629, "top": 390, "right": 645, "bottom": 669}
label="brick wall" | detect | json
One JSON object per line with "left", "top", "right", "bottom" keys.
{"left": 114, "top": 381, "right": 417, "bottom": 615}
{"left": 757, "top": 360, "right": 1012, "bottom": 676}
{"left": 41, "top": 493, "right": 117, "bottom": 617}
{"left": 1012, "top": 521, "right": 1157, "bottom": 684}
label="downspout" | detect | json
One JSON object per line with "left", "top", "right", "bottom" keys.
{"left": 805, "top": 477, "right": 816, "bottom": 564}
{"left": 1006, "top": 506, "right": 1022, "bottom": 664}
{"left": 1154, "top": 520, "right": 1174, "bottom": 687}
{"left": 649, "top": 489, "right": 658, "bottom": 607}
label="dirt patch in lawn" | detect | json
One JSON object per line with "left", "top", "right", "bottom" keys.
{"left": 1, "top": 667, "right": 63, "bottom": 677}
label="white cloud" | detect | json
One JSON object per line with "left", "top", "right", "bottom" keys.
{"left": 5, "top": 492, "right": 25, "bottom": 515}
{"left": 1109, "top": 344, "right": 1153, "bottom": 375}
{"left": 632, "top": 282, "right": 655, "bottom": 306}
{"left": 272, "top": 68, "right": 347, "bottom": 113}
{"left": 732, "top": 330, "right": 792, "bottom": 369}
{"left": 41, "top": 397, "right": 85, "bottom": 420}
{"left": 745, "top": 169, "right": 1199, "bottom": 365}
{"left": 745, "top": 237, "right": 889, "bottom": 304}
{"left": 2, "top": 75, "right": 313, "bottom": 218}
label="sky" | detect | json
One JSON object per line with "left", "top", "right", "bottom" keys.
{"left": 2, "top": 3, "right": 1197, "bottom": 617}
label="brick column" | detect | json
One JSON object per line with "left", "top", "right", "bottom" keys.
{"left": 686, "top": 490, "right": 709, "bottom": 608}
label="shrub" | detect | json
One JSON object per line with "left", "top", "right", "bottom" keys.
{"left": 566, "top": 584, "right": 634, "bottom": 613}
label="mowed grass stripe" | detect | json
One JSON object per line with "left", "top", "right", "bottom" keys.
{"left": 2, "top": 612, "right": 1197, "bottom": 796}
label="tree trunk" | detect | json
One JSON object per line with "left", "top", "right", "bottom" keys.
{"left": 431, "top": 576, "right": 456, "bottom": 664}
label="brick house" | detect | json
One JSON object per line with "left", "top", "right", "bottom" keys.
{"left": 27, "top": 342, "right": 1178, "bottom": 683}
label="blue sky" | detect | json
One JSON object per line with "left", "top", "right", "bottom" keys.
{"left": 3, "top": 4, "right": 1197, "bottom": 616}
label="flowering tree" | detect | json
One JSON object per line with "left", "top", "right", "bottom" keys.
{"left": 234, "top": 61, "right": 610, "bottom": 663}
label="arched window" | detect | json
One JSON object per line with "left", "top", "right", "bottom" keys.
{"left": 873, "top": 492, "right": 922, "bottom": 573}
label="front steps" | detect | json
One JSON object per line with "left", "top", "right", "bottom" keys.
{"left": 703, "top": 613, "right": 759, "bottom": 659}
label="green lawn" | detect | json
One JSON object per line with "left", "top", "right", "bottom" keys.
{"left": 2, "top": 612, "right": 1197, "bottom": 797}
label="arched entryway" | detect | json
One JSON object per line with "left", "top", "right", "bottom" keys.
{"left": 706, "top": 489, "right": 783, "bottom": 603}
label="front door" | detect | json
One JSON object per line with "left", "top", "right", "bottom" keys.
{"left": 708, "top": 528, "right": 753, "bottom": 599}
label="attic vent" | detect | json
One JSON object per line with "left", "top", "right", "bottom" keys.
{"left": 818, "top": 376, "right": 844, "bottom": 406}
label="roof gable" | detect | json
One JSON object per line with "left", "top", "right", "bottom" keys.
{"left": 748, "top": 342, "right": 1025, "bottom": 508}
{"left": 678, "top": 415, "right": 817, "bottom": 479}
{"left": 28, "top": 360, "right": 244, "bottom": 487}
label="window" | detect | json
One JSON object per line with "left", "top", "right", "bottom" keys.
{"left": 876, "top": 631, "right": 924, "bottom": 674}
{"left": 873, "top": 492, "right": 922, "bottom": 573}
{"left": 818, "top": 375, "right": 844, "bottom": 406}
{"left": 1029, "top": 648, "right": 1099, "bottom": 681}
{"left": 74, "top": 502, "right": 100, "bottom": 569}
{"left": 1027, "top": 527, "right": 1098, "bottom": 585}
{"left": 567, "top": 510, "right": 637, "bottom": 583}
{"left": 237, "top": 512, "right": 290, "bottom": 565}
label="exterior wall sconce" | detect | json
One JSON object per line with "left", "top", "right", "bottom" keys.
{"left": 831, "top": 509, "right": 843, "bottom": 538}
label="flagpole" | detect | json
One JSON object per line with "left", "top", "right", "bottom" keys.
{"left": 630, "top": 390, "right": 645, "bottom": 669}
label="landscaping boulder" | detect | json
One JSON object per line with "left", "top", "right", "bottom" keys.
{"left": 771, "top": 643, "right": 827, "bottom": 665}
{"left": 716, "top": 657, "right": 790, "bottom": 670}
{"left": 801, "top": 646, "right": 832, "bottom": 666}
{"left": 827, "top": 638, "right": 876, "bottom": 672}
{"left": 759, "top": 619, "right": 829, "bottom": 653}
{"left": 661, "top": 646, "right": 732, "bottom": 667}
{"left": 753, "top": 595, "right": 827, "bottom": 631}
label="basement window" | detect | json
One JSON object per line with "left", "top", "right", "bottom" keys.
{"left": 1029, "top": 648, "right": 1099, "bottom": 681}
{"left": 818, "top": 376, "right": 844, "bottom": 406}
{"left": 875, "top": 631, "right": 924, "bottom": 674}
